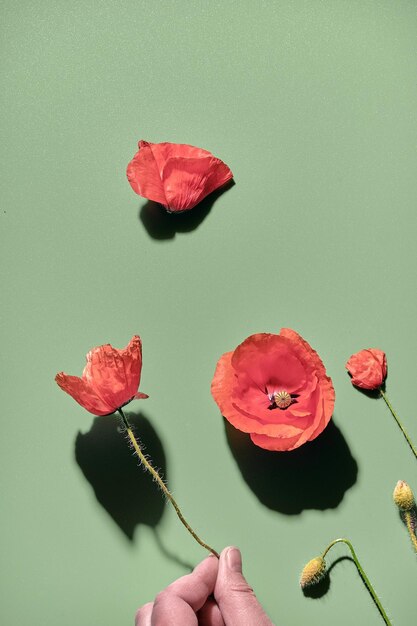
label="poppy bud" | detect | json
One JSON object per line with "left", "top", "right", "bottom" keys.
{"left": 345, "top": 348, "right": 387, "bottom": 390}
{"left": 393, "top": 480, "right": 415, "bottom": 512}
{"left": 300, "top": 556, "right": 326, "bottom": 589}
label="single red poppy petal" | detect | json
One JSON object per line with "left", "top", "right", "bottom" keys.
{"left": 232, "top": 334, "right": 307, "bottom": 393}
{"left": 230, "top": 400, "right": 305, "bottom": 438}
{"left": 233, "top": 371, "right": 309, "bottom": 428}
{"left": 211, "top": 352, "right": 273, "bottom": 434}
{"left": 126, "top": 141, "right": 167, "bottom": 206}
{"left": 250, "top": 432, "right": 302, "bottom": 452}
{"left": 233, "top": 371, "right": 274, "bottom": 418}
{"left": 299, "top": 372, "right": 334, "bottom": 446}
{"left": 279, "top": 328, "right": 328, "bottom": 381}
{"left": 162, "top": 156, "right": 233, "bottom": 212}
{"left": 149, "top": 141, "right": 213, "bottom": 172}
{"left": 210, "top": 351, "right": 236, "bottom": 416}
{"left": 115, "top": 335, "right": 143, "bottom": 400}
{"left": 55, "top": 373, "right": 113, "bottom": 416}
{"left": 290, "top": 385, "right": 328, "bottom": 449}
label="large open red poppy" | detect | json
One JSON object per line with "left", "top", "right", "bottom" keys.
{"left": 211, "top": 329, "right": 335, "bottom": 452}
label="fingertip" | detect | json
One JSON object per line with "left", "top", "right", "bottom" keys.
{"left": 135, "top": 601, "right": 153, "bottom": 625}
{"left": 220, "top": 546, "right": 242, "bottom": 573}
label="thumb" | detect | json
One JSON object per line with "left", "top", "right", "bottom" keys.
{"left": 214, "top": 547, "right": 274, "bottom": 626}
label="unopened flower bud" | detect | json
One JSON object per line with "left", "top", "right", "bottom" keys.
{"left": 393, "top": 480, "right": 415, "bottom": 512}
{"left": 300, "top": 556, "right": 326, "bottom": 589}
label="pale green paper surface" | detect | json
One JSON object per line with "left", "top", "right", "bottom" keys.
{"left": 1, "top": 2, "right": 417, "bottom": 625}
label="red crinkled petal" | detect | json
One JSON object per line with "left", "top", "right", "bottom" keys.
{"left": 82, "top": 336, "right": 143, "bottom": 411}
{"left": 211, "top": 350, "right": 305, "bottom": 438}
{"left": 279, "top": 328, "right": 328, "bottom": 381}
{"left": 126, "top": 141, "right": 167, "bottom": 206}
{"left": 148, "top": 141, "right": 213, "bottom": 172}
{"left": 290, "top": 378, "right": 333, "bottom": 449}
{"left": 231, "top": 333, "right": 308, "bottom": 394}
{"left": 162, "top": 156, "right": 233, "bottom": 212}
{"left": 211, "top": 350, "right": 236, "bottom": 418}
{"left": 249, "top": 378, "right": 333, "bottom": 452}
{"left": 55, "top": 373, "right": 113, "bottom": 416}
{"left": 116, "top": 335, "right": 144, "bottom": 399}
{"left": 250, "top": 432, "right": 302, "bottom": 452}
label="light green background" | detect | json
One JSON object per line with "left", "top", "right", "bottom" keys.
{"left": 1, "top": 1, "right": 417, "bottom": 625}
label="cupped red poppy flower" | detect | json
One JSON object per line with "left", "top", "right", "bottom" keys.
{"left": 55, "top": 336, "right": 148, "bottom": 416}
{"left": 211, "top": 329, "right": 335, "bottom": 452}
{"left": 345, "top": 348, "right": 387, "bottom": 390}
{"left": 126, "top": 140, "right": 233, "bottom": 212}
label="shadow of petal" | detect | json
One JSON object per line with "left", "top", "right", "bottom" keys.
{"left": 225, "top": 418, "right": 358, "bottom": 514}
{"left": 139, "top": 180, "right": 235, "bottom": 240}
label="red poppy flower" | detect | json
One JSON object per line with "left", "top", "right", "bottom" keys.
{"left": 211, "top": 329, "right": 335, "bottom": 452}
{"left": 345, "top": 348, "right": 387, "bottom": 390}
{"left": 55, "top": 336, "right": 148, "bottom": 416}
{"left": 126, "top": 140, "right": 233, "bottom": 212}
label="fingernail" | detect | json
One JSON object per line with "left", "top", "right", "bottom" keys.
{"left": 226, "top": 547, "right": 242, "bottom": 572}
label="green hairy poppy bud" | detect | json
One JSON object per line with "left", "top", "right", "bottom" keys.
{"left": 300, "top": 556, "right": 326, "bottom": 589}
{"left": 393, "top": 480, "right": 415, "bottom": 512}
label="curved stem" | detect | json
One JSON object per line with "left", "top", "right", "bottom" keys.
{"left": 118, "top": 409, "right": 219, "bottom": 558}
{"left": 321, "top": 538, "right": 392, "bottom": 626}
{"left": 380, "top": 389, "right": 417, "bottom": 461}
{"left": 404, "top": 512, "right": 417, "bottom": 552}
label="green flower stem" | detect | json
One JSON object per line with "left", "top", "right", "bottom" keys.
{"left": 380, "top": 389, "right": 417, "bottom": 461}
{"left": 321, "top": 538, "right": 392, "bottom": 626}
{"left": 117, "top": 408, "right": 219, "bottom": 558}
{"left": 404, "top": 512, "right": 417, "bottom": 552}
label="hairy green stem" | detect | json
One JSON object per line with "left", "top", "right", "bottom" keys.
{"left": 404, "top": 512, "right": 417, "bottom": 552}
{"left": 322, "top": 538, "right": 392, "bottom": 626}
{"left": 118, "top": 408, "right": 219, "bottom": 558}
{"left": 380, "top": 389, "right": 417, "bottom": 460}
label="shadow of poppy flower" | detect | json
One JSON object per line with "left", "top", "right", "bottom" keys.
{"left": 225, "top": 418, "right": 357, "bottom": 514}
{"left": 127, "top": 140, "right": 233, "bottom": 213}
{"left": 139, "top": 180, "right": 235, "bottom": 240}
{"left": 75, "top": 412, "right": 166, "bottom": 540}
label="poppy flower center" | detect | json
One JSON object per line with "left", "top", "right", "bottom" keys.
{"left": 273, "top": 390, "right": 292, "bottom": 410}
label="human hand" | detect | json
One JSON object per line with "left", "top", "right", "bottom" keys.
{"left": 135, "top": 546, "right": 274, "bottom": 625}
